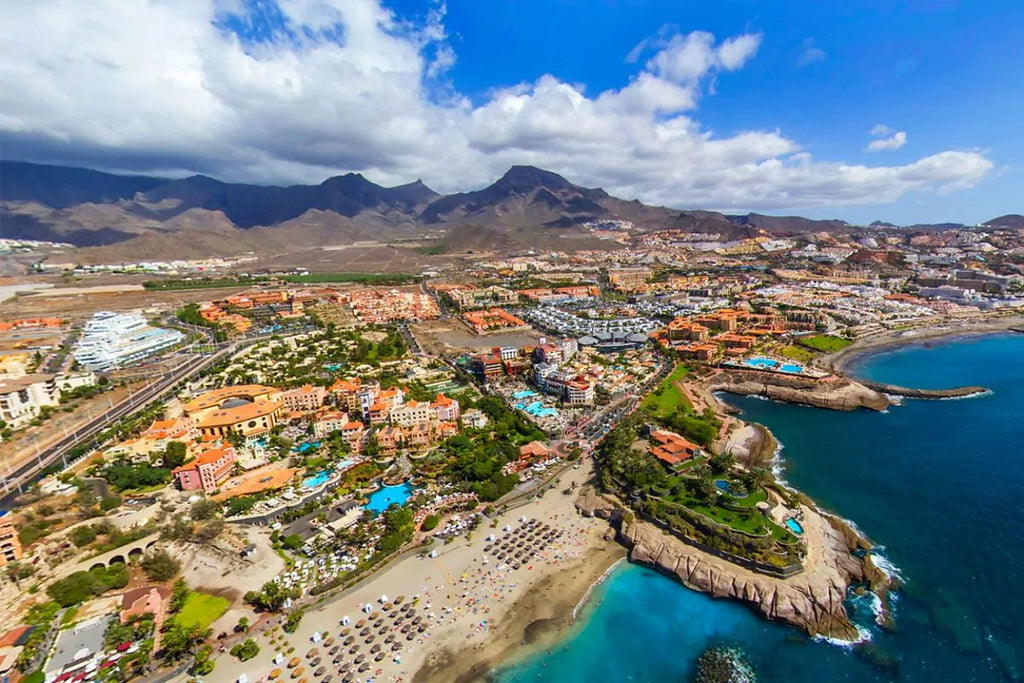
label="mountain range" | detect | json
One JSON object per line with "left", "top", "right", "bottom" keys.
{"left": 1, "top": 160, "right": 1019, "bottom": 260}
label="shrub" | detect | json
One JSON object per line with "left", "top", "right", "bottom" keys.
{"left": 229, "top": 638, "right": 260, "bottom": 661}
{"left": 141, "top": 548, "right": 181, "bottom": 582}
{"left": 421, "top": 514, "right": 440, "bottom": 532}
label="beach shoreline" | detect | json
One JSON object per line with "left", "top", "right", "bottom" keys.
{"left": 413, "top": 543, "right": 625, "bottom": 683}
{"left": 825, "top": 315, "right": 1024, "bottom": 376}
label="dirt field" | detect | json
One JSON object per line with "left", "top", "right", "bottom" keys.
{"left": 257, "top": 244, "right": 449, "bottom": 273}
{"left": 411, "top": 318, "right": 545, "bottom": 355}
{"left": 0, "top": 284, "right": 256, "bottom": 320}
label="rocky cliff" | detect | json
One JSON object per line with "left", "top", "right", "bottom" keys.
{"left": 705, "top": 369, "right": 890, "bottom": 411}
{"left": 617, "top": 507, "right": 874, "bottom": 641}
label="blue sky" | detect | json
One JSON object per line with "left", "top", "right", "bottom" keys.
{"left": 1, "top": 0, "right": 1020, "bottom": 224}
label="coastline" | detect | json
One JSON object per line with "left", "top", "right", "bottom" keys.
{"left": 825, "top": 315, "right": 1024, "bottom": 376}
{"left": 413, "top": 543, "right": 625, "bottom": 683}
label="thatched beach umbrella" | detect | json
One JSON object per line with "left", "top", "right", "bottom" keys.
{"left": 395, "top": 595, "right": 405, "bottom": 604}
{"left": 354, "top": 654, "right": 365, "bottom": 664}
{"left": 270, "top": 669, "right": 282, "bottom": 679}
{"left": 370, "top": 644, "right": 381, "bottom": 653}
{"left": 391, "top": 642, "right": 402, "bottom": 651}
{"left": 288, "top": 658, "right": 301, "bottom": 668}
{"left": 314, "top": 666, "right": 326, "bottom": 677}
{"left": 385, "top": 634, "right": 395, "bottom": 643}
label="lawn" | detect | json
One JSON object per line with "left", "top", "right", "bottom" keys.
{"left": 642, "top": 364, "right": 691, "bottom": 419}
{"left": 778, "top": 345, "right": 815, "bottom": 363}
{"left": 173, "top": 592, "right": 230, "bottom": 630}
{"left": 798, "top": 334, "right": 853, "bottom": 353}
{"left": 726, "top": 487, "right": 769, "bottom": 508}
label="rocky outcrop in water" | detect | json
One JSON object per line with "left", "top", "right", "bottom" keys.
{"left": 704, "top": 370, "right": 890, "bottom": 411}
{"left": 618, "top": 509, "right": 875, "bottom": 641}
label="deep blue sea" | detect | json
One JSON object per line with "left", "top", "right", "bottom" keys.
{"left": 498, "top": 333, "right": 1024, "bottom": 682}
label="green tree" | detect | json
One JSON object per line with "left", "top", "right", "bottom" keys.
{"left": 229, "top": 638, "right": 260, "bottom": 661}
{"left": 421, "top": 514, "right": 440, "bottom": 531}
{"left": 170, "top": 578, "right": 190, "bottom": 612}
{"left": 141, "top": 549, "right": 181, "bottom": 582}
{"left": 162, "top": 441, "right": 188, "bottom": 469}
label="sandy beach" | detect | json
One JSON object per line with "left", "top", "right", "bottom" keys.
{"left": 826, "top": 314, "right": 1024, "bottom": 375}
{"left": 205, "top": 460, "right": 623, "bottom": 683}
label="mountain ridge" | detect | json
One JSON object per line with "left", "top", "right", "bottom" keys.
{"left": 1, "top": 160, "right": 1016, "bottom": 254}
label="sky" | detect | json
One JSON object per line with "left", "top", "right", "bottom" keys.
{"left": 1, "top": 0, "right": 1021, "bottom": 225}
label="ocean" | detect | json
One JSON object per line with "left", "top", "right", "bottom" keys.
{"left": 497, "top": 332, "right": 1024, "bottom": 682}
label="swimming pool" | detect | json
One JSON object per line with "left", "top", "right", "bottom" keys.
{"left": 365, "top": 482, "right": 414, "bottom": 514}
{"left": 294, "top": 441, "right": 321, "bottom": 454}
{"left": 302, "top": 470, "right": 333, "bottom": 489}
{"left": 785, "top": 518, "right": 804, "bottom": 535}
{"left": 714, "top": 479, "right": 739, "bottom": 496}
{"left": 523, "top": 401, "right": 558, "bottom": 418}
{"left": 743, "top": 357, "right": 805, "bottom": 374}
{"left": 513, "top": 390, "right": 538, "bottom": 400}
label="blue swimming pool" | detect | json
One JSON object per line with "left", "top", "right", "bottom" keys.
{"left": 513, "top": 390, "right": 538, "bottom": 400}
{"left": 744, "top": 357, "right": 805, "bottom": 374}
{"left": 302, "top": 470, "right": 332, "bottom": 489}
{"left": 365, "top": 482, "right": 414, "bottom": 514}
{"left": 714, "top": 479, "right": 739, "bottom": 496}
{"left": 523, "top": 401, "right": 558, "bottom": 418}
{"left": 514, "top": 403, "right": 526, "bottom": 410}
{"left": 294, "top": 441, "right": 321, "bottom": 454}
{"left": 785, "top": 518, "right": 804, "bottom": 535}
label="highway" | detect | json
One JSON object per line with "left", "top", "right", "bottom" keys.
{"left": 0, "top": 336, "right": 268, "bottom": 506}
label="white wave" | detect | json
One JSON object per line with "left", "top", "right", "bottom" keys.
{"left": 852, "top": 590, "right": 885, "bottom": 625}
{"left": 868, "top": 550, "right": 905, "bottom": 584}
{"left": 938, "top": 389, "right": 993, "bottom": 401}
{"left": 813, "top": 623, "right": 873, "bottom": 648}
{"left": 572, "top": 557, "right": 626, "bottom": 620}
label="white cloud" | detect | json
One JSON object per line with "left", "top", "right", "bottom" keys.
{"left": 0, "top": 0, "right": 992, "bottom": 212}
{"left": 867, "top": 131, "right": 908, "bottom": 152}
{"left": 796, "top": 39, "right": 826, "bottom": 67}
{"left": 870, "top": 124, "right": 893, "bottom": 137}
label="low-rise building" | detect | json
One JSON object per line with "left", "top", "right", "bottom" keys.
{"left": 0, "top": 510, "right": 23, "bottom": 567}
{"left": 282, "top": 384, "right": 327, "bottom": 412}
{"left": 173, "top": 447, "right": 236, "bottom": 493}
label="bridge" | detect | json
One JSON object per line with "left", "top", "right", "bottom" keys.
{"left": 60, "top": 532, "right": 162, "bottom": 577}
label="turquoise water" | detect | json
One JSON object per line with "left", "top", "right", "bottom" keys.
{"left": 500, "top": 332, "right": 1024, "bottom": 682}
{"left": 294, "top": 441, "right": 321, "bottom": 454}
{"left": 713, "top": 478, "right": 737, "bottom": 496}
{"left": 523, "top": 401, "right": 558, "bottom": 418}
{"left": 514, "top": 390, "right": 538, "bottom": 399}
{"left": 365, "top": 482, "right": 414, "bottom": 514}
{"left": 745, "top": 356, "right": 806, "bottom": 374}
{"left": 302, "top": 470, "right": 331, "bottom": 489}
{"left": 785, "top": 518, "right": 804, "bottom": 535}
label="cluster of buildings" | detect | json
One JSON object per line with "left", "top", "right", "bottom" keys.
{"left": 516, "top": 285, "right": 600, "bottom": 304}
{"left": 656, "top": 309, "right": 789, "bottom": 362}
{"left": 462, "top": 308, "right": 527, "bottom": 334}
{"left": 340, "top": 288, "right": 440, "bottom": 323}
{"left": 0, "top": 372, "right": 97, "bottom": 431}
{"left": 197, "top": 288, "right": 323, "bottom": 332}
{"left": 73, "top": 311, "right": 183, "bottom": 371}
{"left": 0, "top": 510, "right": 22, "bottom": 568}
{"left": 431, "top": 284, "right": 518, "bottom": 311}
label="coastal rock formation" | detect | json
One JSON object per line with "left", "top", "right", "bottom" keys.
{"left": 618, "top": 506, "right": 873, "bottom": 641}
{"left": 705, "top": 369, "right": 890, "bottom": 411}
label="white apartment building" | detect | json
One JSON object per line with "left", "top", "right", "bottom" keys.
{"left": 0, "top": 374, "right": 60, "bottom": 429}
{"left": 73, "top": 311, "right": 184, "bottom": 371}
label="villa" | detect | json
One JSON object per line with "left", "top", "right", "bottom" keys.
{"left": 173, "top": 447, "right": 237, "bottom": 493}
{"left": 649, "top": 429, "right": 704, "bottom": 468}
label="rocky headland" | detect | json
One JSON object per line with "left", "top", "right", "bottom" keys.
{"left": 577, "top": 485, "right": 893, "bottom": 641}
{"left": 703, "top": 368, "right": 891, "bottom": 411}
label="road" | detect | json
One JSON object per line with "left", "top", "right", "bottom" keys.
{"left": 0, "top": 335, "right": 271, "bottom": 505}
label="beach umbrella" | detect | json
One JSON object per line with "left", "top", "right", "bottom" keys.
{"left": 288, "top": 658, "right": 301, "bottom": 668}
{"left": 371, "top": 644, "right": 381, "bottom": 653}
{"left": 391, "top": 642, "right": 402, "bottom": 651}
{"left": 360, "top": 628, "right": 370, "bottom": 637}
{"left": 349, "top": 646, "right": 359, "bottom": 655}
{"left": 355, "top": 619, "right": 366, "bottom": 628}
{"left": 378, "top": 627, "right": 388, "bottom": 636}
{"left": 328, "top": 646, "right": 339, "bottom": 656}
{"left": 343, "top": 635, "right": 354, "bottom": 645}
{"left": 417, "top": 624, "right": 426, "bottom": 633}
{"left": 270, "top": 669, "right": 282, "bottom": 679}
{"left": 358, "top": 663, "right": 369, "bottom": 673}
{"left": 354, "top": 654, "right": 365, "bottom": 664}
{"left": 340, "top": 627, "right": 350, "bottom": 636}
{"left": 385, "top": 634, "right": 395, "bottom": 643}
{"left": 321, "top": 676, "right": 333, "bottom": 683}
{"left": 375, "top": 652, "right": 386, "bottom": 662}
{"left": 314, "top": 667, "right": 326, "bottom": 677}
{"left": 324, "top": 638, "right": 334, "bottom": 647}
{"left": 291, "top": 667, "right": 305, "bottom": 678}
{"left": 310, "top": 657, "right": 321, "bottom": 667}
{"left": 395, "top": 595, "right": 405, "bottom": 604}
